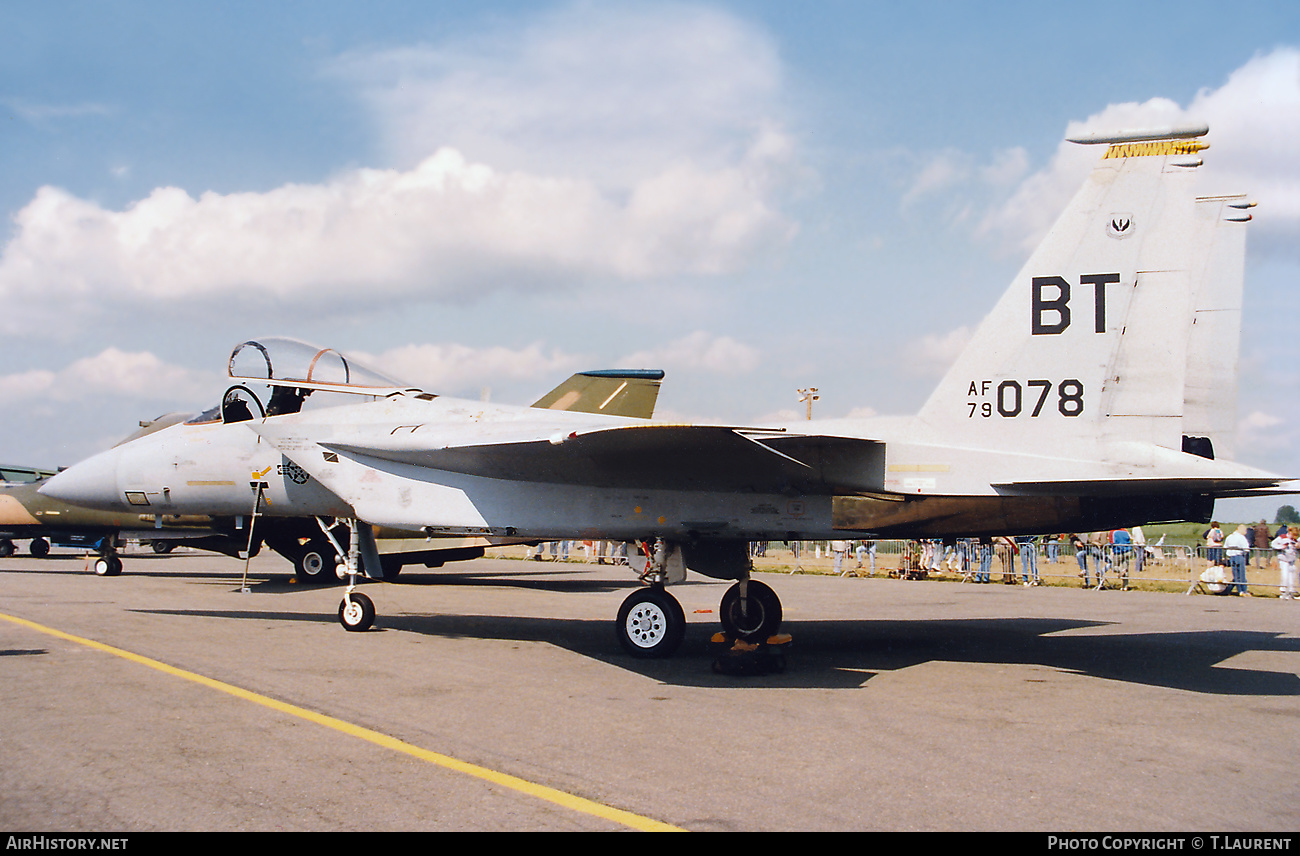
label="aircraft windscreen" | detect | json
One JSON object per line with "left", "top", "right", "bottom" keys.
{"left": 175, "top": 339, "right": 415, "bottom": 425}
{"left": 228, "top": 338, "right": 402, "bottom": 389}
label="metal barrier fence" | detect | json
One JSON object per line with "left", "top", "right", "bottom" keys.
{"left": 758, "top": 540, "right": 1288, "bottom": 596}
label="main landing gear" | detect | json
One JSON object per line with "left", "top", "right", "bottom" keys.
{"left": 616, "top": 586, "right": 685, "bottom": 657}
{"left": 293, "top": 536, "right": 338, "bottom": 585}
{"left": 614, "top": 540, "right": 785, "bottom": 659}
{"left": 92, "top": 553, "right": 124, "bottom": 576}
{"left": 326, "top": 528, "right": 785, "bottom": 660}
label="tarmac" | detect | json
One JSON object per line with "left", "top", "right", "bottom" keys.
{"left": 1, "top": 548, "right": 1297, "bottom": 832}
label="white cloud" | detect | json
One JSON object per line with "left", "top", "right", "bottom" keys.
{"left": 0, "top": 349, "right": 216, "bottom": 405}
{"left": 752, "top": 406, "right": 802, "bottom": 424}
{"left": 980, "top": 48, "right": 1300, "bottom": 256}
{"left": 0, "top": 4, "right": 800, "bottom": 336}
{"left": 1, "top": 97, "right": 112, "bottom": 126}
{"left": 1242, "top": 411, "right": 1284, "bottom": 431}
{"left": 901, "top": 149, "right": 971, "bottom": 209}
{"left": 0, "top": 145, "right": 795, "bottom": 332}
{"left": 619, "top": 331, "right": 761, "bottom": 375}
{"left": 903, "top": 325, "right": 973, "bottom": 378}
{"left": 1234, "top": 407, "right": 1299, "bottom": 480}
{"left": 357, "top": 341, "right": 586, "bottom": 393}
{"left": 331, "top": 3, "right": 788, "bottom": 185}
{"left": 899, "top": 145, "right": 1030, "bottom": 231}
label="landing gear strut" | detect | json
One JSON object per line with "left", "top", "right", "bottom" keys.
{"left": 615, "top": 539, "right": 686, "bottom": 658}
{"left": 331, "top": 518, "right": 382, "bottom": 632}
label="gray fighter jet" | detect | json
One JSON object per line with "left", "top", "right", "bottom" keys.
{"left": 43, "top": 125, "right": 1293, "bottom": 655}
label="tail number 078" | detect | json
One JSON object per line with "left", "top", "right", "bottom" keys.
{"left": 967, "top": 379, "right": 1083, "bottom": 418}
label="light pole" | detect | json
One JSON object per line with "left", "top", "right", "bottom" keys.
{"left": 797, "top": 387, "right": 819, "bottom": 420}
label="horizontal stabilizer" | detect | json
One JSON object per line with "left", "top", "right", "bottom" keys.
{"left": 994, "top": 476, "right": 1285, "bottom": 497}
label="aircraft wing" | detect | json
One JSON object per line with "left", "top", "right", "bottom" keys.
{"left": 0, "top": 464, "right": 60, "bottom": 483}
{"left": 1198, "top": 479, "right": 1300, "bottom": 498}
{"left": 252, "top": 421, "right": 887, "bottom": 494}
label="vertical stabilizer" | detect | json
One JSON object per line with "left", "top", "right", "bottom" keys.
{"left": 917, "top": 129, "right": 1211, "bottom": 455}
{"left": 1181, "top": 195, "right": 1252, "bottom": 461}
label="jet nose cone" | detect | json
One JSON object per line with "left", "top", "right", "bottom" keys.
{"left": 39, "top": 450, "right": 121, "bottom": 510}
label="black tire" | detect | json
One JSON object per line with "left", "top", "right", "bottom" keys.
{"left": 0, "top": 540, "right": 14, "bottom": 558}
{"left": 338, "top": 593, "right": 375, "bottom": 632}
{"left": 93, "top": 555, "right": 123, "bottom": 577}
{"left": 616, "top": 587, "right": 685, "bottom": 658}
{"left": 151, "top": 541, "right": 175, "bottom": 554}
{"left": 29, "top": 538, "right": 49, "bottom": 558}
{"left": 295, "top": 539, "right": 336, "bottom": 584}
{"left": 719, "top": 579, "right": 782, "bottom": 642}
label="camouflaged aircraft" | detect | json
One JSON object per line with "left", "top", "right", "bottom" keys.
{"left": 0, "top": 420, "right": 241, "bottom": 574}
{"left": 42, "top": 125, "right": 1293, "bottom": 656}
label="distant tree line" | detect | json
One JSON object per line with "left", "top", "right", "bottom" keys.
{"left": 1277, "top": 505, "right": 1300, "bottom": 525}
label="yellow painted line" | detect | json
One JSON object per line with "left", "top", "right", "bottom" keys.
{"left": 0, "top": 612, "right": 683, "bottom": 832}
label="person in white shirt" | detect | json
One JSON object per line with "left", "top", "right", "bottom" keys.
{"left": 1271, "top": 526, "right": 1296, "bottom": 600}
{"left": 1224, "top": 525, "right": 1251, "bottom": 596}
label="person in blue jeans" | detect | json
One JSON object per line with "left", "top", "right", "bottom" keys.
{"left": 978, "top": 538, "right": 992, "bottom": 583}
{"left": 1111, "top": 528, "right": 1132, "bottom": 590}
{"left": 1225, "top": 524, "right": 1251, "bottom": 595}
{"left": 1016, "top": 535, "right": 1039, "bottom": 585}
{"left": 1070, "top": 533, "right": 1089, "bottom": 586}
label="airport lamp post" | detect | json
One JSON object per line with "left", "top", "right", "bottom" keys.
{"left": 793, "top": 385, "right": 817, "bottom": 575}
{"left": 797, "top": 388, "right": 819, "bottom": 420}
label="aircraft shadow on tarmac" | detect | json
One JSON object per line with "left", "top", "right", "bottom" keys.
{"left": 7, "top": 558, "right": 1298, "bottom": 694}
{"left": 131, "top": 598, "right": 1300, "bottom": 695}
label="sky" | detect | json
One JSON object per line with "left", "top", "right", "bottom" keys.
{"left": 1, "top": 1, "right": 1297, "bottom": 522}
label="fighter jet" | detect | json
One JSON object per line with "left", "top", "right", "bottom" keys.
{"left": 35, "top": 356, "right": 664, "bottom": 582}
{"left": 43, "top": 125, "right": 1291, "bottom": 656}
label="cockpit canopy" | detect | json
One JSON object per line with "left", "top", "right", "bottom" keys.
{"left": 228, "top": 338, "right": 402, "bottom": 389}
{"left": 188, "top": 338, "right": 413, "bottom": 425}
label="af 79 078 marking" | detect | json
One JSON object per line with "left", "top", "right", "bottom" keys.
{"left": 966, "top": 379, "right": 1083, "bottom": 418}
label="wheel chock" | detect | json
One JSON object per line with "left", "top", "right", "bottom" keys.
{"left": 709, "top": 632, "right": 791, "bottom": 676}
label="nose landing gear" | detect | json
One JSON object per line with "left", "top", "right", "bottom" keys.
{"left": 339, "top": 591, "right": 375, "bottom": 632}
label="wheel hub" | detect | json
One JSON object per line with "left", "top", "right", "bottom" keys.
{"left": 626, "top": 603, "right": 666, "bottom": 646}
